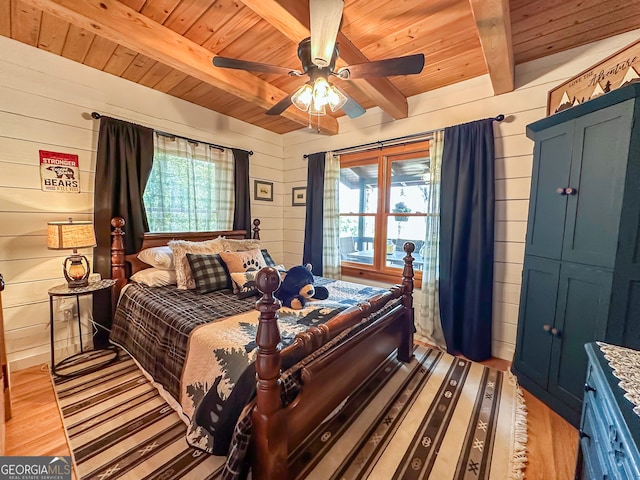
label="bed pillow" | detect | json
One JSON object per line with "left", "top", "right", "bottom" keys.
{"left": 223, "top": 238, "right": 261, "bottom": 252}
{"left": 137, "top": 246, "right": 174, "bottom": 270}
{"left": 186, "top": 253, "right": 232, "bottom": 294}
{"left": 229, "top": 264, "right": 286, "bottom": 298}
{"left": 218, "top": 249, "right": 267, "bottom": 293}
{"left": 261, "top": 249, "right": 276, "bottom": 267}
{"left": 130, "top": 267, "right": 176, "bottom": 287}
{"left": 229, "top": 271, "right": 261, "bottom": 298}
{"left": 169, "top": 237, "right": 226, "bottom": 289}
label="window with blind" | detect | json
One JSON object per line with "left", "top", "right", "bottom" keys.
{"left": 143, "top": 135, "right": 234, "bottom": 232}
{"left": 339, "top": 141, "right": 432, "bottom": 282}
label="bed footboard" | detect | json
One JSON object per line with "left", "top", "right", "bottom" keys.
{"left": 252, "top": 242, "right": 415, "bottom": 480}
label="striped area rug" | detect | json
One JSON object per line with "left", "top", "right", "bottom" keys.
{"left": 53, "top": 346, "right": 527, "bottom": 479}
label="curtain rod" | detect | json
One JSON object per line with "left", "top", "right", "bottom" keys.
{"left": 303, "top": 114, "right": 505, "bottom": 158}
{"left": 90, "top": 112, "right": 254, "bottom": 155}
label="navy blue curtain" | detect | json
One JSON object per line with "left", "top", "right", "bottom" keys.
{"left": 302, "top": 152, "right": 326, "bottom": 275}
{"left": 93, "top": 117, "right": 154, "bottom": 278}
{"left": 232, "top": 148, "right": 251, "bottom": 237}
{"left": 93, "top": 117, "right": 153, "bottom": 347}
{"left": 439, "top": 118, "right": 495, "bottom": 361}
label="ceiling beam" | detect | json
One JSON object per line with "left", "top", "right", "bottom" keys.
{"left": 468, "top": 0, "right": 515, "bottom": 95}
{"left": 240, "top": 0, "right": 409, "bottom": 119}
{"left": 21, "top": 0, "right": 338, "bottom": 134}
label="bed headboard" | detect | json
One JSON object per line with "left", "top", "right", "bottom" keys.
{"left": 109, "top": 216, "right": 261, "bottom": 296}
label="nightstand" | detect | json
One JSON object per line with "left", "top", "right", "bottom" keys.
{"left": 48, "top": 279, "right": 118, "bottom": 377}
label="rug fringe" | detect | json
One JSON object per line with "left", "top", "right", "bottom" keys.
{"left": 507, "top": 370, "right": 528, "bottom": 479}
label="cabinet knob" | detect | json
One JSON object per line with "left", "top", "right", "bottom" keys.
{"left": 543, "top": 324, "right": 551, "bottom": 332}
{"left": 579, "top": 429, "right": 590, "bottom": 440}
{"left": 556, "top": 187, "right": 567, "bottom": 195}
{"left": 584, "top": 383, "right": 597, "bottom": 393}
{"left": 565, "top": 187, "right": 577, "bottom": 195}
{"left": 550, "top": 327, "right": 560, "bottom": 337}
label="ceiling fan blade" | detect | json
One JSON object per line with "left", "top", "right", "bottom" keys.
{"left": 309, "top": 0, "right": 344, "bottom": 68}
{"left": 337, "top": 53, "right": 425, "bottom": 79}
{"left": 342, "top": 97, "right": 366, "bottom": 119}
{"left": 332, "top": 85, "right": 365, "bottom": 119}
{"left": 265, "top": 94, "right": 293, "bottom": 115}
{"left": 213, "top": 56, "right": 300, "bottom": 76}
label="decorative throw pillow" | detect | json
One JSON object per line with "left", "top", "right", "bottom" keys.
{"left": 261, "top": 249, "right": 276, "bottom": 267}
{"left": 186, "top": 253, "right": 232, "bottom": 294}
{"left": 223, "top": 238, "right": 261, "bottom": 252}
{"left": 229, "top": 271, "right": 261, "bottom": 298}
{"left": 169, "top": 237, "right": 226, "bottom": 289}
{"left": 229, "top": 264, "right": 286, "bottom": 298}
{"left": 137, "top": 246, "right": 174, "bottom": 270}
{"left": 218, "top": 249, "right": 267, "bottom": 293}
{"left": 130, "top": 267, "right": 176, "bottom": 287}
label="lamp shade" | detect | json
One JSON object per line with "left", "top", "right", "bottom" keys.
{"left": 47, "top": 220, "right": 96, "bottom": 250}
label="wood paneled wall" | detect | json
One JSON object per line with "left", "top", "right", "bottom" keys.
{"left": 2, "top": 29, "right": 640, "bottom": 369}
{"left": 0, "top": 35, "right": 284, "bottom": 371}
{"left": 281, "top": 29, "right": 640, "bottom": 361}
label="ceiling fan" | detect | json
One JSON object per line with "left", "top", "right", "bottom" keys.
{"left": 212, "top": 0, "right": 425, "bottom": 121}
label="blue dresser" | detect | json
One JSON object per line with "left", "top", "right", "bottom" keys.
{"left": 578, "top": 343, "right": 640, "bottom": 479}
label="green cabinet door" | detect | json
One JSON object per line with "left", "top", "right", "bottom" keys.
{"left": 562, "top": 100, "right": 634, "bottom": 268}
{"left": 525, "top": 122, "right": 574, "bottom": 261}
{"left": 513, "top": 256, "right": 559, "bottom": 388}
{"left": 547, "top": 263, "right": 612, "bottom": 413}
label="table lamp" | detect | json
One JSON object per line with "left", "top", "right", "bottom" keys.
{"left": 47, "top": 218, "right": 97, "bottom": 288}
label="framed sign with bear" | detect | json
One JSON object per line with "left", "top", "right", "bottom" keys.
{"left": 39, "top": 150, "right": 80, "bottom": 193}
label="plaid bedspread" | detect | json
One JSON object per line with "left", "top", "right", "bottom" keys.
{"left": 110, "top": 277, "right": 388, "bottom": 456}
{"left": 110, "top": 283, "right": 259, "bottom": 400}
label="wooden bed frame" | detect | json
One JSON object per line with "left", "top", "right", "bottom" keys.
{"left": 108, "top": 216, "right": 415, "bottom": 480}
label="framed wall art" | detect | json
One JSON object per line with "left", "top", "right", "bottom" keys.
{"left": 292, "top": 186, "right": 306, "bottom": 206}
{"left": 254, "top": 180, "right": 273, "bottom": 202}
{"left": 547, "top": 38, "right": 640, "bottom": 115}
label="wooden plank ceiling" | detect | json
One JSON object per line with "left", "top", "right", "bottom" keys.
{"left": 2, "top": 0, "right": 640, "bottom": 135}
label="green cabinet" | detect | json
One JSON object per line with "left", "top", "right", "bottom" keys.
{"left": 547, "top": 263, "right": 612, "bottom": 413}
{"left": 513, "top": 83, "right": 640, "bottom": 427}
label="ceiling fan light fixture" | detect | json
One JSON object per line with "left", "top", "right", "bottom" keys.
{"left": 309, "top": 99, "right": 326, "bottom": 116}
{"left": 327, "top": 85, "right": 347, "bottom": 112}
{"left": 292, "top": 84, "right": 313, "bottom": 112}
{"left": 312, "top": 76, "right": 331, "bottom": 106}
{"left": 310, "top": 0, "right": 344, "bottom": 67}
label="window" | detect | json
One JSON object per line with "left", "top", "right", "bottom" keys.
{"left": 339, "top": 141, "right": 432, "bottom": 282}
{"left": 143, "top": 135, "right": 234, "bottom": 232}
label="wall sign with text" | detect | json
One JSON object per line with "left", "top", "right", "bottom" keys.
{"left": 39, "top": 150, "right": 80, "bottom": 193}
{"left": 547, "top": 38, "right": 640, "bottom": 115}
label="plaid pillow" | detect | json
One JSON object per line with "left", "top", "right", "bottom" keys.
{"left": 186, "top": 253, "right": 231, "bottom": 294}
{"left": 261, "top": 249, "right": 276, "bottom": 267}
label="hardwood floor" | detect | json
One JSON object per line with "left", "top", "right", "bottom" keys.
{"left": 6, "top": 360, "right": 578, "bottom": 479}
{"left": 5, "top": 365, "right": 77, "bottom": 479}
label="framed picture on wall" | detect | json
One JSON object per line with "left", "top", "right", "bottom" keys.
{"left": 254, "top": 180, "right": 273, "bottom": 201}
{"left": 292, "top": 186, "right": 306, "bottom": 206}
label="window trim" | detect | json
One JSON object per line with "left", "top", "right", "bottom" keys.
{"left": 340, "top": 141, "right": 430, "bottom": 284}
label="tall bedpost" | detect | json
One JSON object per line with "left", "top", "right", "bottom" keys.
{"left": 399, "top": 241, "right": 415, "bottom": 362}
{"left": 110, "top": 217, "right": 127, "bottom": 290}
{"left": 252, "top": 267, "right": 287, "bottom": 479}
{"left": 252, "top": 218, "right": 261, "bottom": 240}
